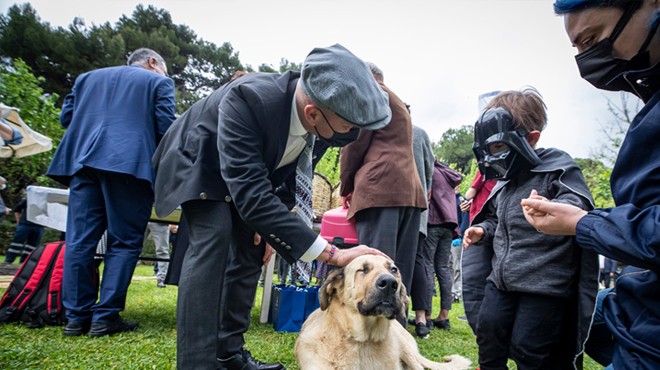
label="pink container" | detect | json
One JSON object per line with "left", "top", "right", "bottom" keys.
{"left": 319, "top": 206, "right": 358, "bottom": 247}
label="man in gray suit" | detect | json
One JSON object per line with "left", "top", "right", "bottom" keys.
{"left": 153, "top": 44, "right": 392, "bottom": 370}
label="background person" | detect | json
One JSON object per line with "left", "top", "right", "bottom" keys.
{"left": 339, "top": 62, "right": 427, "bottom": 319}
{"left": 522, "top": 2, "right": 660, "bottom": 368}
{"left": 145, "top": 221, "right": 170, "bottom": 288}
{"left": 3, "top": 193, "right": 45, "bottom": 265}
{"left": 408, "top": 124, "right": 434, "bottom": 338}
{"left": 47, "top": 47, "right": 176, "bottom": 337}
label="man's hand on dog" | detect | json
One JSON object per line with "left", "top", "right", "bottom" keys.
{"left": 327, "top": 244, "right": 391, "bottom": 267}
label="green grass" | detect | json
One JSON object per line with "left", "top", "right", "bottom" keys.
{"left": 0, "top": 264, "right": 603, "bottom": 369}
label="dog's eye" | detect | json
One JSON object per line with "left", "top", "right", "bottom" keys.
{"left": 357, "top": 267, "right": 370, "bottom": 274}
{"left": 390, "top": 266, "right": 398, "bottom": 274}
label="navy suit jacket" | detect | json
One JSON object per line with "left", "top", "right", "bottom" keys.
{"left": 153, "top": 71, "right": 323, "bottom": 263}
{"left": 47, "top": 65, "right": 176, "bottom": 187}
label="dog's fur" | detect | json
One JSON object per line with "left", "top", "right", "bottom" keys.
{"left": 295, "top": 255, "right": 471, "bottom": 370}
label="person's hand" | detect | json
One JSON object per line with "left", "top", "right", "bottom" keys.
{"left": 521, "top": 190, "right": 587, "bottom": 235}
{"left": 168, "top": 224, "right": 178, "bottom": 234}
{"left": 254, "top": 233, "right": 275, "bottom": 265}
{"left": 341, "top": 193, "right": 352, "bottom": 209}
{"left": 330, "top": 244, "right": 390, "bottom": 267}
{"left": 462, "top": 226, "right": 484, "bottom": 249}
{"left": 4, "top": 208, "right": 10, "bottom": 215}
{"left": 459, "top": 199, "right": 471, "bottom": 212}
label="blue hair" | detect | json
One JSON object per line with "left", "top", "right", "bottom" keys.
{"left": 553, "top": 0, "right": 638, "bottom": 14}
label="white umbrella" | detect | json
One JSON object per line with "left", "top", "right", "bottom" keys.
{"left": 0, "top": 103, "right": 53, "bottom": 158}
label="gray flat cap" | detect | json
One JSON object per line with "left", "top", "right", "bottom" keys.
{"left": 301, "top": 44, "right": 391, "bottom": 130}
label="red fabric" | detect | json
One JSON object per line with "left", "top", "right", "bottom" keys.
{"left": 468, "top": 171, "right": 496, "bottom": 223}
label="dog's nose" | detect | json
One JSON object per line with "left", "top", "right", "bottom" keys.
{"left": 376, "top": 275, "right": 398, "bottom": 294}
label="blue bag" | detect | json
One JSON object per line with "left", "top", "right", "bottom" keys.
{"left": 269, "top": 284, "right": 320, "bottom": 333}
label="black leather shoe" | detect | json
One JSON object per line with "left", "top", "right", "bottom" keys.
{"left": 218, "top": 349, "right": 285, "bottom": 370}
{"left": 88, "top": 318, "right": 138, "bottom": 338}
{"left": 63, "top": 320, "right": 91, "bottom": 336}
{"left": 433, "top": 318, "right": 451, "bottom": 330}
{"left": 415, "top": 322, "right": 430, "bottom": 339}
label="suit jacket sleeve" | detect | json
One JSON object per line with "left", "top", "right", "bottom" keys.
{"left": 60, "top": 91, "right": 76, "bottom": 128}
{"left": 217, "top": 88, "right": 319, "bottom": 262}
{"left": 154, "top": 78, "right": 176, "bottom": 144}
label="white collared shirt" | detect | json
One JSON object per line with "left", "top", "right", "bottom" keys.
{"left": 277, "top": 96, "right": 327, "bottom": 262}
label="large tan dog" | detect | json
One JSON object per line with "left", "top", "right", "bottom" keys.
{"left": 295, "top": 255, "right": 471, "bottom": 370}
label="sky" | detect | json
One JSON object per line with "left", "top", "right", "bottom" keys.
{"left": 0, "top": 0, "right": 638, "bottom": 159}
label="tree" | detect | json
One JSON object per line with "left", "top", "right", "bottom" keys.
{"left": 574, "top": 158, "right": 614, "bottom": 209}
{"left": 592, "top": 92, "right": 641, "bottom": 166}
{"left": 432, "top": 125, "right": 474, "bottom": 174}
{"left": 0, "top": 59, "right": 64, "bottom": 205}
{"left": 0, "top": 4, "right": 246, "bottom": 112}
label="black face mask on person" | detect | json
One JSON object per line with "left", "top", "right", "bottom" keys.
{"left": 314, "top": 110, "right": 359, "bottom": 147}
{"left": 575, "top": 3, "right": 659, "bottom": 93}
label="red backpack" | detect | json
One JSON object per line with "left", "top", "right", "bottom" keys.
{"left": 0, "top": 242, "right": 66, "bottom": 327}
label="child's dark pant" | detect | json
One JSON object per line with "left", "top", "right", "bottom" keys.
{"left": 477, "top": 282, "right": 568, "bottom": 370}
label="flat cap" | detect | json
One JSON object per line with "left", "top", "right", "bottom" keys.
{"left": 301, "top": 44, "right": 391, "bottom": 130}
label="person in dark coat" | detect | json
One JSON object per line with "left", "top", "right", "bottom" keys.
{"left": 47, "top": 48, "right": 176, "bottom": 337}
{"left": 152, "top": 44, "right": 392, "bottom": 370}
{"left": 523, "top": 2, "right": 660, "bottom": 369}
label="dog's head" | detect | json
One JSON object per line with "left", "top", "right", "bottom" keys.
{"left": 319, "top": 254, "right": 408, "bottom": 320}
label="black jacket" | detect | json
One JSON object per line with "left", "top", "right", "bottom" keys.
{"left": 153, "top": 71, "right": 317, "bottom": 263}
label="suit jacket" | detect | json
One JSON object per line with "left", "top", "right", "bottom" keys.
{"left": 339, "top": 83, "right": 426, "bottom": 220}
{"left": 47, "top": 65, "right": 176, "bottom": 187}
{"left": 153, "top": 71, "right": 320, "bottom": 263}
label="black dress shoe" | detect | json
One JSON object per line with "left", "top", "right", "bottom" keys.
{"left": 218, "top": 349, "right": 285, "bottom": 370}
{"left": 88, "top": 318, "right": 138, "bottom": 338}
{"left": 63, "top": 320, "right": 91, "bottom": 336}
{"left": 433, "top": 318, "right": 451, "bottom": 330}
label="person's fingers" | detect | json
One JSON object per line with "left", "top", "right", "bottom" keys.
{"left": 253, "top": 233, "right": 261, "bottom": 246}
{"left": 520, "top": 198, "right": 552, "bottom": 213}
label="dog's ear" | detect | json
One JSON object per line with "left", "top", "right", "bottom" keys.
{"left": 397, "top": 281, "right": 409, "bottom": 317}
{"left": 319, "top": 267, "right": 344, "bottom": 310}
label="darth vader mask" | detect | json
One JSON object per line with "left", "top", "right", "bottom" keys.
{"left": 472, "top": 107, "right": 541, "bottom": 180}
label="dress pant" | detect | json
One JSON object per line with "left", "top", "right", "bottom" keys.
{"left": 410, "top": 233, "right": 431, "bottom": 312}
{"left": 477, "top": 282, "right": 568, "bottom": 370}
{"left": 424, "top": 225, "right": 453, "bottom": 311}
{"left": 177, "top": 200, "right": 263, "bottom": 369}
{"left": 63, "top": 167, "right": 152, "bottom": 323}
{"left": 355, "top": 206, "right": 421, "bottom": 293}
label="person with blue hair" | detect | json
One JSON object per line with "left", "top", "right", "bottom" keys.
{"left": 522, "top": 1, "right": 659, "bottom": 369}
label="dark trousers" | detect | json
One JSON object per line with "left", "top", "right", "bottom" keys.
{"left": 477, "top": 282, "right": 568, "bottom": 370}
{"left": 4, "top": 223, "right": 45, "bottom": 263}
{"left": 410, "top": 233, "right": 430, "bottom": 312}
{"left": 177, "top": 200, "right": 263, "bottom": 369}
{"left": 355, "top": 206, "right": 421, "bottom": 293}
{"left": 425, "top": 225, "right": 453, "bottom": 311}
{"left": 63, "top": 167, "right": 152, "bottom": 323}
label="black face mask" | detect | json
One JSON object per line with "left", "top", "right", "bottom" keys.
{"left": 575, "top": 3, "right": 658, "bottom": 93}
{"left": 314, "top": 110, "right": 359, "bottom": 147}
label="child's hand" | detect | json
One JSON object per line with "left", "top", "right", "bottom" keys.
{"left": 463, "top": 227, "right": 484, "bottom": 249}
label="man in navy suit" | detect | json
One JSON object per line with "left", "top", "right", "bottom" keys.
{"left": 47, "top": 48, "right": 176, "bottom": 337}
{"left": 153, "top": 44, "right": 391, "bottom": 370}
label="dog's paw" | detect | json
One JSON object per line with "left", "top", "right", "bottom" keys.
{"left": 441, "top": 354, "right": 471, "bottom": 369}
